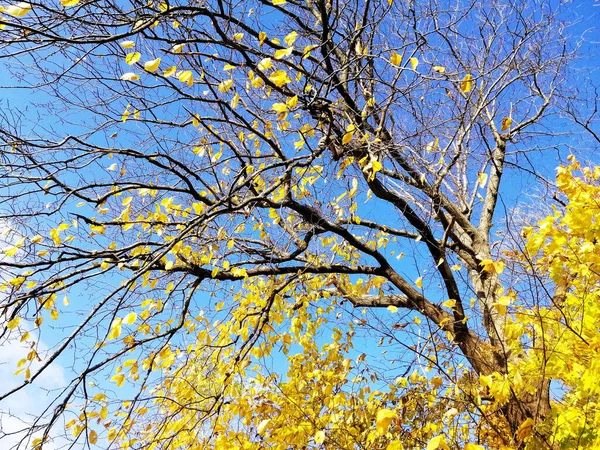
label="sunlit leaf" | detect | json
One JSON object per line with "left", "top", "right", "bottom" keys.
{"left": 274, "top": 47, "right": 293, "bottom": 60}
{"left": 144, "top": 57, "right": 161, "bottom": 73}
{"left": 177, "top": 70, "right": 194, "bottom": 86}
{"left": 6, "top": 317, "right": 20, "bottom": 330}
{"left": 163, "top": 66, "right": 177, "bottom": 77}
{"left": 125, "top": 52, "right": 141, "bottom": 65}
{"left": 4, "top": 2, "right": 32, "bottom": 17}
{"left": 460, "top": 73, "right": 473, "bottom": 93}
{"left": 415, "top": 276, "right": 423, "bottom": 289}
{"left": 516, "top": 418, "right": 535, "bottom": 440}
{"left": 375, "top": 408, "right": 397, "bottom": 435}
{"left": 269, "top": 70, "right": 291, "bottom": 87}
{"left": 257, "top": 419, "right": 270, "bottom": 435}
{"left": 123, "top": 312, "right": 137, "bottom": 325}
{"left": 218, "top": 79, "right": 234, "bottom": 92}
{"left": 390, "top": 51, "right": 402, "bottom": 66}
{"left": 120, "top": 72, "right": 140, "bottom": 81}
{"left": 284, "top": 31, "right": 297, "bottom": 46}
{"left": 172, "top": 43, "right": 185, "bottom": 53}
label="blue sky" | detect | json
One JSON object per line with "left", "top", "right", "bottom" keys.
{"left": 1, "top": 0, "right": 600, "bottom": 448}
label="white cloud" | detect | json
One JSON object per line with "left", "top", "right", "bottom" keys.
{"left": 0, "top": 219, "right": 71, "bottom": 449}
{"left": 0, "top": 335, "right": 69, "bottom": 450}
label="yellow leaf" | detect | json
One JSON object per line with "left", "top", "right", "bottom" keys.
{"left": 125, "top": 52, "right": 141, "bottom": 65}
{"left": 464, "top": 444, "right": 486, "bottom": 450}
{"left": 390, "top": 51, "right": 402, "bottom": 66}
{"left": 479, "top": 374, "right": 492, "bottom": 389}
{"left": 218, "top": 79, "right": 233, "bottom": 92}
{"left": 284, "top": 31, "right": 297, "bottom": 46}
{"left": 387, "top": 305, "right": 398, "bottom": 313}
{"left": 4, "top": 2, "right": 32, "bottom": 17}
{"left": 272, "top": 0, "right": 286, "bottom": 5}
{"left": 172, "top": 43, "right": 185, "bottom": 53}
{"left": 415, "top": 276, "right": 423, "bottom": 289}
{"left": 108, "top": 320, "right": 122, "bottom": 340}
{"left": 460, "top": 74, "right": 473, "bottom": 93}
{"left": 123, "top": 312, "right": 137, "bottom": 325}
{"left": 50, "top": 309, "right": 59, "bottom": 320}
{"left": 110, "top": 373, "right": 126, "bottom": 387}
{"left": 257, "top": 57, "right": 273, "bottom": 71}
{"left": 61, "top": 0, "right": 80, "bottom": 5}
{"left": 302, "top": 44, "right": 318, "bottom": 59}
{"left": 231, "top": 93, "right": 241, "bottom": 109}
{"left": 274, "top": 47, "right": 293, "bottom": 60}
{"left": 433, "top": 65, "right": 445, "bottom": 73}
{"left": 30, "top": 235, "right": 42, "bottom": 243}
{"left": 257, "top": 419, "right": 270, "bottom": 435}
{"left": 4, "top": 236, "right": 25, "bottom": 257}
{"left": 257, "top": 32, "right": 268, "bottom": 46}
{"left": 121, "top": 72, "right": 140, "bottom": 81}
{"left": 144, "top": 57, "right": 161, "bottom": 73}
{"left": 376, "top": 408, "right": 397, "bottom": 435}
{"left": 233, "top": 32, "right": 243, "bottom": 41}
{"left": 120, "top": 40, "right": 135, "bottom": 49}
{"left": 314, "top": 430, "right": 325, "bottom": 444}
{"left": 441, "top": 299, "right": 456, "bottom": 308}
{"left": 177, "top": 70, "right": 194, "bottom": 86}
{"left": 6, "top": 317, "right": 20, "bottom": 330}
{"left": 342, "top": 130, "right": 354, "bottom": 145}
{"left": 387, "top": 442, "right": 404, "bottom": 450}
{"left": 477, "top": 172, "right": 488, "bottom": 188}
{"left": 501, "top": 116, "right": 512, "bottom": 131}
{"left": 516, "top": 418, "right": 535, "bottom": 441}
{"left": 163, "top": 66, "right": 177, "bottom": 77}
{"left": 479, "top": 259, "right": 504, "bottom": 275}
{"left": 287, "top": 95, "right": 298, "bottom": 108}
{"left": 410, "top": 57, "right": 419, "bottom": 70}
{"left": 430, "top": 376, "right": 443, "bottom": 388}
{"left": 89, "top": 430, "right": 98, "bottom": 444}
{"left": 269, "top": 70, "right": 291, "bottom": 87}
{"left": 427, "top": 435, "right": 450, "bottom": 450}
{"left": 271, "top": 103, "right": 287, "bottom": 114}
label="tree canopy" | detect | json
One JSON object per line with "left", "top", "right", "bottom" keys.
{"left": 0, "top": 0, "right": 598, "bottom": 449}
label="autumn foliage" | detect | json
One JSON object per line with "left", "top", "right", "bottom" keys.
{"left": 0, "top": 1, "right": 597, "bottom": 449}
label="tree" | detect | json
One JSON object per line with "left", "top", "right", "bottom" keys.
{"left": 515, "top": 157, "right": 600, "bottom": 449}
{"left": 0, "top": 0, "right": 592, "bottom": 449}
